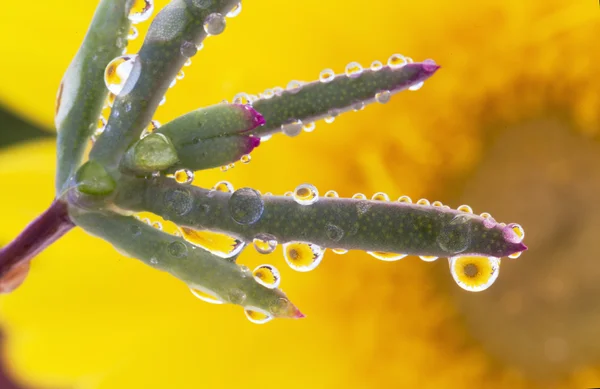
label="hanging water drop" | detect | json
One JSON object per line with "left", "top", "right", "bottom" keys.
{"left": 213, "top": 180, "right": 234, "bottom": 193}
{"left": 226, "top": 2, "right": 242, "bottom": 18}
{"left": 127, "top": 26, "right": 139, "bottom": 40}
{"left": 244, "top": 308, "right": 273, "bottom": 324}
{"left": 253, "top": 234, "right": 278, "bottom": 254}
{"left": 324, "top": 190, "right": 339, "bottom": 198}
{"left": 283, "top": 242, "right": 324, "bottom": 272}
{"left": 449, "top": 256, "right": 500, "bottom": 292}
{"left": 253, "top": 264, "right": 281, "bottom": 289}
{"left": 409, "top": 81, "right": 424, "bottom": 91}
{"left": 159, "top": 95, "right": 166, "bottom": 106}
{"left": 180, "top": 227, "right": 245, "bottom": 258}
{"left": 184, "top": 58, "right": 192, "bottom": 67}
{"left": 332, "top": 248, "right": 348, "bottom": 255}
{"left": 371, "top": 192, "right": 389, "bottom": 201}
{"left": 375, "top": 90, "right": 391, "bottom": 104}
{"left": 128, "top": 0, "right": 154, "bottom": 24}
{"left": 302, "top": 122, "right": 316, "bottom": 133}
{"left": 324, "top": 115, "right": 335, "bottom": 124}
{"left": 229, "top": 188, "right": 264, "bottom": 225}
{"left": 176, "top": 70, "right": 185, "bottom": 80}
{"left": 345, "top": 61, "right": 363, "bottom": 78}
{"left": 282, "top": 120, "right": 303, "bottom": 137}
{"left": 319, "top": 69, "right": 335, "bottom": 83}
{"left": 240, "top": 154, "right": 251, "bottom": 164}
{"left": 190, "top": 286, "right": 224, "bottom": 304}
{"left": 204, "top": 13, "right": 226, "bottom": 35}
{"left": 293, "top": 184, "right": 319, "bottom": 205}
{"left": 367, "top": 251, "right": 407, "bottom": 261}
{"left": 387, "top": 53, "right": 407, "bottom": 69}
{"left": 104, "top": 55, "right": 138, "bottom": 95}
{"left": 419, "top": 255, "right": 438, "bottom": 262}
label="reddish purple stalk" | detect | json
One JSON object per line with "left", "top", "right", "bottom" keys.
{"left": 0, "top": 200, "right": 74, "bottom": 290}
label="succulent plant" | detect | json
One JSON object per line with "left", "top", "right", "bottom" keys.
{"left": 0, "top": 0, "right": 527, "bottom": 322}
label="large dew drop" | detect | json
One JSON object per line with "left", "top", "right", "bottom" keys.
{"left": 449, "top": 256, "right": 500, "bottom": 292}
{"left": 252, "top": 265, "right": 281, "bottom": 289}
{"left": 128, "top": 0, "right": 154, "bottom": 24}
{"left": 104, "top": 55, "right": 138, "bottom": 95}
{"left": 244, "top": 308, "right": 273, "bottom": 324}
{"left": 293, "top": 184, "right": 319, "bottom": 205}
{"left": 253, "top": 233, "right": 278, "bottom": 254}
{"left": 367, "top": 251, "right": 407, "bottom": 261}
{"left": 180, "top": 227, "right": 245, "bottom": 258}
{"left": 229, "top": 188, "right": 264, "bottom": 225}
{"left": 283, "top": 242, "right": 324, "bottom": 272}
{"left": 190, "top": 286, "right": 224, "bottom": 304}
{"left": 204, "top": 13, "right": 226, "bottom": 35}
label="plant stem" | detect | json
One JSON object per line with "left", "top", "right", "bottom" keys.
{"left": 0, "top": 200, "right": 74, "bottom": 286}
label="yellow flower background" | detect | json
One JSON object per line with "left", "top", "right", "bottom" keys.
{"left": 1, "top": 0, "right": 599, "bottom": 388}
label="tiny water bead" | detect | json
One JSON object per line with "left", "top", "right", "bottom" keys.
{"left": 204, "top": 13, "right": 226, "bottom": 35}
{"left": 128, "top": 0, "right": 154, "bottom": 24}
{"left": 325, "top": 224, "right": 344, "bottom": 242}
{"left": 127, "top": 26, "right": 139, "bottom": 40}
{"left": 375, "top": 90, "right": 391, "bottom": 104}
{"left": 190, "top": 287, "right": 224, "bottom": 304}
{"left": 226, "top": 2, "right": 242, "bottom": 17}
{"left": 293, "top": 184, "right": 319, "bottom": 205}
{"left": 104, "top": 55, "right": 138, "bottom": 95}
{"left": 408, "top": 81, "right": 425, "bottom": 91}
{"left": 159, "top": 96, "right": 166, "bottom": 106}
{"left": 283, "top": 242, "right": 324, "bottom": 272}
{"left": 244, "top": 309, "right": 273, "bottom": 324}
{"left": 302, "top": 122, "right": 316, "bottom": 133}
{"left": 209, "top": 180, "right": 232, "bottom": 193}
{"left": 287, "top": 80, "right": 303, "bottom": 93}
{"left": 167, "top": 241, "right": 188, "bottom": 259}
{"left": 252, "top": 265, "right": 281, "bottom": 289}
{"left": 152, "top": 221, "right": 163, "bottom": 230}
{"left": 253, "top": 234, "right": 278, "bottom": 254}
{"left": 370, "top": 60, "right": 383, "bottom": 71}
{"left": 180, "top": 227, "right": 245, "bottom": 258}
{"left": 233, "top": 92, "right": 251, "bottom": 104}
{"left": 397, "top": 195, "right": 412, "bottom": 203}
{"left": 352, "top": 193, "right": 367, "bottom": 200}
{"left": 372, "top": 192, "right": 390, "bottom": 201}
{"left": 345, "top": 61, "right": 363, "bottom": 78}
{"left": 432, "top": 201, "right": 444, "bottom": 207}
{"left": 284, "top": 191, "right": 293, "bottom": 197}
{"left": 480, "top": 212, "right": 497, "bottom": 229}
{"left": 229, "top": 188, "right": 264, "bottom": 225}
{"left": 240, "top": 154, "right": 251, "bottom": 164}
{"left": 180, "top": 41, "right": 198, "bottom": 58}
{"left": 319, "top": 69, "right": 335, "bottom": 83}
{"left": 324, "top": 115, "right": 336, "bottom": 124}
{"left": 332, "top": 248, "right": 348, "bottom": 255}
{"left": 387, "top": 53, "right": 407, "bottom": 69}
{"left": 282, "top": 120, "right": 303, "bottom": 137}
{"left": 508, "top": 223, "right": 525, "bottom": 242}
{"left": 416, "top": 198, "right": 431, "bottom": 206}
{"left": 449, "top": 256, "right": 500, "bottom": 292}
{"left": 457, "top": 204, "right": 473, "bottom": 214}
{"left": 184, "top": 58, "right": 192, "bottom": 67}
{"left": 368, "top": 251, "right": 407, "bottom": 262}
{"left": 105, "top": 93, "right": 116, "bottom": 108}
{"left": 419, "top": 255, "right": 438, "bottom": 262}
{"left": 324, "top": 190, "right": 339, "bottom": 198}
{"left": 174, "top": 169, "right": 194, "bottom": 184}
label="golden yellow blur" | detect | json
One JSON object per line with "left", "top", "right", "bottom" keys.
{"left": 1, "top": 0, "right": 599, "bottom": 388}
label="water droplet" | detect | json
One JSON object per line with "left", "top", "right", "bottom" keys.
{"left": 508, "top": 251, "right": 522, "bottom": 259}
{"left": 229, "top": 188, "right": 264, "bottom": 225}
{"left": 227, "top": 163, "right": 235, "bottom": 169}
{"left": 397, "top": 195, "right": 412, "bottom": 203}
{"left": 167, "top": 241, "right": 188, "bottom": 258}
{"left": 283, "top": 242, "right": 324, "bottom": 272}
{"left": 375, "top": 90, "right": 391, "bottom": 104}
{"left": 372, "top": 192, "right": 389, "bottom": 201}
{"left": 437, "top": 214, "right": 473, "bottom": 254}
{"left": 128, "top": 0, "right": 154, "bottom": 23}
{"left": 449, "top": 256, "right": 500, "bottom": 292}
{"left": 264, "top": 192, "right": 273, "bottom": 196}
{"left": 260, "top": 134, "right": 272, "bottom": 142}
{"left": 226, "top": 2, "right": 242, "bottom": 17}
{"left": 220, "top": 165, "right": 230, "bottom": 172}
{"left": 352, "top": 101, "right": 365, "bottom": 111}
{"left": 409, "top": 81, "right": 424, "bottom": 91}
{"left": 432, "top": 201, "right": 444, "bottom": 207}
{"left": 253, "top": 234, "right": 278, "bottom": 254}
{"left": 345, "top": 61, "right": 363, "bottom": 78}
{"left": 159, "top": 95, "right": 166, "bottom": 106}
{"left": 227, "top": 288, "right": 246, "bottom": 305}
{"left": 419, "top": 255, "right": 438, "bottom": 262}
{"left": 233, "top": 92, "right": 250, "bottom": 104}
{"left": 164, "top": 188, "right": 193, "bottom": 216}
{"left": 204, "top": 13, "right": 226, "bottom": 35}
{"left": 319, "top": 69, "right": 335, "bottom": 83}
{"left": 332, "top": 248, "right": 348, "bottom": 255}
{"left": 184, "top": 58, "right": 192, "bottom": 67}
{"left": 141, "top": 120, "right": 161, "bottom": 138}
{"left": 261, "top": 89, "right": 275, "bottom": 99}
{"left": 416, "top": 198, "right": 431, "bottom": 206}
{"left": 324, "top": 115, "right": 336, "bottom": 124}
{"left": 180, "top": 41, "right": 198, "bottom": 58}
{"left": 370, "top": 60, "right": 383, "bottom": 71}
{"left": 508, "top": 223, "right": 525, "bottom": 242}
{"left": 169, "top": 78, "right": 177, "bottom": 89}
{"left": 324, "top": 190, "right": 339, "bottom": 198}
{"left": 190, "top": 287, "right": 224, "bottom": 304}
{"left": 152, "top": 221, "right": 163, "bottom": 230}
{"left": 180, "top": 227, "right": 245, "bottom": 258}
{"left": 293, "top": 184, "right": 319, "bottom": 205}
{"left": 481, "top": 212, "right": 497, "bottom": 229}
{"left": 367, "top": 251, "right": 407, "bottom": 261}
{"left": 244, "top": 308, "right": 273, "bottom": 324}
{"left": 253, "top": 264, "right": 281, "bottom": 289}
{"left": 352, "top": 193, "right": 367, "bottom": 200}
{"left": 387, "top": 53, "right": 407, "bottom": 69}
{"left": 106, "top": 93, "right": 116, "bottom": 108}
{"left": 212, "top": 180, "right": 234, "bottom": 193}
{"left": 240, "top": 154, "right": 251, "bottom": 164}
{"left": 286, "top": 80, "right": 303, "bottom": 93}
{"left": 130, "top": 225, "right": 142, "bottom": 236}
{"left": 302, "top": 122, "right": 316, "bottom": 133}
{"left": 174, "top": 169, "right": 194, "bottom": 184}
{"left": 104, "top": 55, "right": 138, "bottom": 95}
{"left": 284, "top": 191, "right": 293, "bottom": 197}
{"left": 457, "top": 204, "right": 473, "bottom": 214}
{"left": 127, "top": 26, "right": 139, "bottom": 40}
{"left": 282, "top": 120, "right": 303, "bottom": 137}
{"left": 325, "top": 224, "right": 344, "bottom": 242}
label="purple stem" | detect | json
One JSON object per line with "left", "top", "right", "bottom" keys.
{"left": 0, "top": 200, "right": 74, "bottom": 280}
